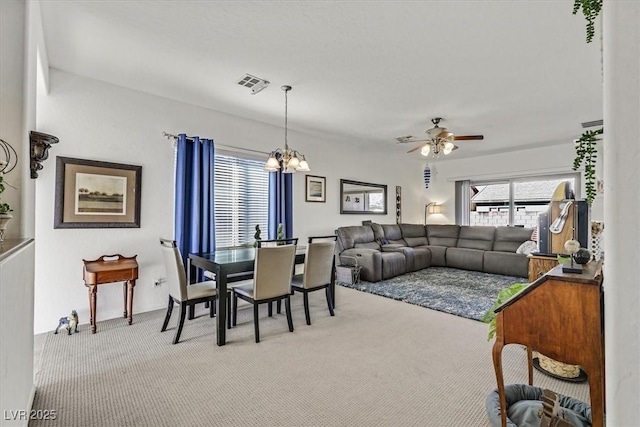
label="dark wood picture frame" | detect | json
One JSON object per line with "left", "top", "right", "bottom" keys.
{"left": 305, "top": 175, "right": 326, "bottom": 203}
{"left": 54, "top": 156, "right": 142, "bottom": 229}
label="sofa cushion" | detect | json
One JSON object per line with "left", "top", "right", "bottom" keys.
{"left": 423, "top": 245, "right": 447, "bottom": 266}
{"left": 426, "top": 224, "right": 460, "bottom": 247}
{"left": 370, "top": 223, "right": 385, "bottom": 241}
{"left": 337, "top": 226, "right": 376, "bottom": 251}
{"left": 484, "top": 251, "right": 529, "bottom": 278}
{"left": 493, "top": 226, "right": 534, "bottom": 253}
{"left": 457, "top": 226, "right": 495, "bottom": 251}
{"left": 380, "top": 224, "right": 406, "bottom": 245}
{"left": 399, "top": 223, "right": 428, "bottom": 246}
{"left": 380, "top": 252, "right": 406, "bottom": 279}
{"left": 404, "top": 236, "right": 428, "bottom": 247}
{"left": 412, "top": 247, "right": 432, "bottom": 270}
{"left": 355, "top": 241, "right": 382, "bottom": 250}
{"left": 446, "top": 247, "right": 485, "bottom": 271}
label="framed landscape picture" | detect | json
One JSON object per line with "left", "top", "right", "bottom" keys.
{"left": 305, "top": 175, "right": 326, "bottom": 202}
{"left": 54, "top": 157, "right": 142, "bottom": 228}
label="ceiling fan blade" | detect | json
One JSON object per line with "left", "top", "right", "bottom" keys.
{"left": 407, "top": 144, "right": 427, "bottom": 154}
{"left": 453, "top": 135, "right": 484, "bottom": 141}
{"left": 396, "top": 136, "right": 428, "bottom": 144}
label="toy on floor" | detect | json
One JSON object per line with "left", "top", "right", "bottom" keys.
{"left": 54, "top": 310, "right": 79, "bottom": 335}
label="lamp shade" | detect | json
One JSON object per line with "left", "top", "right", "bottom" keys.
{"left": 265, "top": 156, "right": 280, "bottom": 171}
{"left": 297, "top": 157, "right": 310, "bottom": 171}
{"left": 421, "top": 145, "right": 431, "bottom": 157}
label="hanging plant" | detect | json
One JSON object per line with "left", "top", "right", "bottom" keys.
{"left": 572, "top": 0, "right": 602, "bottom": 43}
{"left": 572, "top": 128, "right": 603, "bottom": 205}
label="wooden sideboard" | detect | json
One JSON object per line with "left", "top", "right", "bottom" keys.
{"left": 492, "top": 261, "right": 604, "bottom": 427}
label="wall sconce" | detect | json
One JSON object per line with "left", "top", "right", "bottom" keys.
{"left": 30, "top": 131, "right": 59, "bottom": 179}
{"left": 426, "top": 202, "right": 443, "bottom": 214}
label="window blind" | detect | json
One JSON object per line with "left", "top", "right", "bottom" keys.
{"left": 214, "top": 154, "right": 269, "bottom": 248}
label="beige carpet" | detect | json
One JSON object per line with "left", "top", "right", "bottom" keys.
{"left": 30, "top": 286, "right": 589, "bottom": 427}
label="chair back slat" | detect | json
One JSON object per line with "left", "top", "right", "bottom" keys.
{"left": 303, "top": 241, "right": 336, "bottom": 289}
{"left": 159, "top": 238, "right": 188, "bottom": 301}
{"left": 253, "top": 244, "right": 296, "bottom": 300}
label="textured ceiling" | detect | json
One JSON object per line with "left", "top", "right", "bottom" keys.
{"left": 38, "top": 0, "right": 603, "bottom": 159}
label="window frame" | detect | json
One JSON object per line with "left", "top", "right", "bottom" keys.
{"left": 212, "top": 150, "right": 270, "bottom": 249}
{"left": 462, "top": 172, "right": 581, "bottom": 227}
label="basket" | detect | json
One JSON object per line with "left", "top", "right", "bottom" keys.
{"left": 336, "top": 255, "right": 362, "bottom": 285}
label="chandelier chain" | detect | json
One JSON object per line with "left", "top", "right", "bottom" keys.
{"left": 284, "top": 87, "right": 288, "bottom": 151}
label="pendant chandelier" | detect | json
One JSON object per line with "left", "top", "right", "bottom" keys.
{"left": 264, "top": 85, "right": 310, "bottom": 173}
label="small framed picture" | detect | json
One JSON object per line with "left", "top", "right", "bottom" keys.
{"left": 54, "top": 156, "right": 142, "bottom": 228}
{"left": 305, "top": 175, "right": 326, "bottom": 203}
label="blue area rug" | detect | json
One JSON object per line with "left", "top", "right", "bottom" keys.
{"left": 338, "top": 267, "right": 527, "bottom": 321}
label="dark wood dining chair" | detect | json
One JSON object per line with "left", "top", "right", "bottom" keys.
{"left": 232, "top": 238, "right": 298, "bottom": 343}
{"left": 159, "top": 238, "right": 231, "bottom": 344}
{"left": 291, "top": 236, "right": 337, "bottom": 325}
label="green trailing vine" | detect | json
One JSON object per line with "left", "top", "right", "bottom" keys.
{"left": 573, "top": 0, "right": 602, "bottom": 43}
{"left": 573, "top": 128, "right": 603, "bottom": 205}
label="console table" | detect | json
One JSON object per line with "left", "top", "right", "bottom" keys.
{"left": 83, "top": 254, "right": 138, "bottom": 334}
{"left": 492, "top": 261, "right": 604, "bottom": 427}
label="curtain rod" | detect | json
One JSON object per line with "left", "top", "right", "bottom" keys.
{"left": 163, "top": 132, "right": 268, "bottom": 155}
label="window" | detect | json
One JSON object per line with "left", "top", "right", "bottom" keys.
{"left": 462, "top": 174, "right": 580, "bottom": 228}
{"left": 214, "top": 154, "right": 269, "bottom": 248}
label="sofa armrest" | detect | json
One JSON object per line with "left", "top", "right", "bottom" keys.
{"left": 381, "top": 244, "right": 404, "bottom": 252}
{"left": 380, "top": 245, "right": 416, "bottom": 271}
{"left": 340, "top": 248, "right": 382, "bottom": 282}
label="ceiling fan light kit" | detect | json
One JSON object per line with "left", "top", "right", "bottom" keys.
{"left": 400, "top": 117, "right": 483, "bottom": 158}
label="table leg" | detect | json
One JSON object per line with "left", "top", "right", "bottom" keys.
{"left": 127, "top": 280, "right": 135, "bottom": 325}
{"left": 492, "top": 341, "right": 507, "bottom": 427}
{"left": 216, "top": 265, "right": 227, "bottom": 346}
{"left": 123, "top": 282, "right": 128, "bottom": 318}
{"left": 527, "top": 347, "right": 533, "bottom": 385}
{"left": 88, "top": 285, "right": 97, "bottom": 334}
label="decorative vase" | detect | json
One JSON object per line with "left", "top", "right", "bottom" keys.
{"left": 0, "top": 213, "right": 13, "bottom": 243}
{"left": 590, "top": 221, "right": 604, "bottom": 261}
{"left": 573, "top": 248, "right": 591, "bottom": 265}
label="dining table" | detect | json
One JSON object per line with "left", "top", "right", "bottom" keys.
{"left": 188, "top": 245, "right": 318, "bottom": 346}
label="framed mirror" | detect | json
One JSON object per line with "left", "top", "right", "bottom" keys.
{"left": 340, "top": 179, "right": 387, "bottom": 214}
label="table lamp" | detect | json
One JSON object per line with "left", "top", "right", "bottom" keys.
{"left": 562, "top": 238, "right": 582, "bottom": 274}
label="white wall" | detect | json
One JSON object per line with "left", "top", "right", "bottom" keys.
{"left": 0, "top": 0, "right": 26, "bottom": 239}
{"left": 1, "top": 1, "right": 38, "bottom": 425}
{"left": 34, "top": 69, "right": 422, "bottom": 334}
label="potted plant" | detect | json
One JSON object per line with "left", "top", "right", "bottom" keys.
{"left": 0, "top": 174, "right": 13, "bottom": 242}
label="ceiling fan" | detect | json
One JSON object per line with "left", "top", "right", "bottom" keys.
{"left": 397, "top": 117, "right": 484, "bottom": 157}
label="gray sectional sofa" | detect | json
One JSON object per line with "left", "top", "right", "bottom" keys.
{"left": 335, "top": 223, "right": 532, "bottom": 282}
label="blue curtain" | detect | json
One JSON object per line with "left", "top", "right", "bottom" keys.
{"left": 268, "top": 168, "right": 293, "bottom": 239}
{"left": 174, "top": 134, "right": 215, "bottom": 271}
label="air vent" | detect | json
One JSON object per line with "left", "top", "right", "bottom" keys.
{"left": 582, "top": 119, "right": 603, "bottom": 128}
{"left": 237, "top": 74, "right": 270, "bottom": 95}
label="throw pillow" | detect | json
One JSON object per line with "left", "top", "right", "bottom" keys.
{"left": 376, "top": 237, "right": 389, "bottom": 245}
{"left": 516, "top": 240, "right": 538, "bottom": 255}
